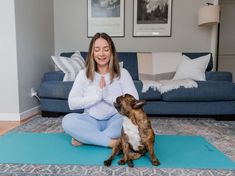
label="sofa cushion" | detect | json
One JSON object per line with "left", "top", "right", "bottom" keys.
{"left": 42, "top": 71, "right": 64, "bottom": 82}
{"left": 173, "top": 54, "right": 210, "bottom": 81}
{"left": 118, "top": 52, "right": 139, "bottom": 80}
{"left": 52, "top": 52, "right": 85, "bottom": 82}
{"left": 162, "top": 81, "right": 235, "bottom": 101}
{"left": 134, "top": 80, "right": 161, "bottom": 100}
{"left": 206, "top": 71, "right": 232, "bottom": 82}
{"left": 38, "top": 81, "right": 73, "bottom": 99}
{"left": 182, "top": 52, "right": 213, "bottom": 71}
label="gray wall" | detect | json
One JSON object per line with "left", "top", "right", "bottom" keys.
{"left": 15, "top": 0, "right": 54, "bottom": 115}
{"left": 0, "top": 0, "right": 19, "bottom": 117}
{"left": 54, "top": 0, "right": 213, "bottom": 55}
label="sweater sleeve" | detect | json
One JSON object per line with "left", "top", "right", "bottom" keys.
{"left": 68, "top": 70, "right": 102, "bottom": 110}
{"left": 103, "top": 69, "right": 139, "bottom": 105}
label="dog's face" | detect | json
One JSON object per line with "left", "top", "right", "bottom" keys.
{"left": 114, "top": 94, "right": 145, "bottom": 116}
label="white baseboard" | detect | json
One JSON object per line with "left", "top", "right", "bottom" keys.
{"left": 0, "top": 106, "right": 40, "bottom": 121}
{"left": 20, "top": 106, "right": 40, "bottom": 121}
{"left": 0, "top": 113, "right": 21, "bottom": 121}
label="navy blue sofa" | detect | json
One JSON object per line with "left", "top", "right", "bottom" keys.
{"left": 38, "top": 52, "right": 235, "bottom": 119}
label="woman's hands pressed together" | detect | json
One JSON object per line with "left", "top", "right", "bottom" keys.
{"left": 99, "top": 76, "right": 106, "bottom": 89}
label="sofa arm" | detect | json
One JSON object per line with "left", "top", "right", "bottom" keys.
{"left": 42, "top": 71, "right": 64, "bottom": 82}
{"left": 206, "top": 71, "right": 232, "bottom": 82}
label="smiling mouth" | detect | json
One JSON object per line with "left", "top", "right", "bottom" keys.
{"left": 98, "top": 57, "right": 107, "bottom": 61}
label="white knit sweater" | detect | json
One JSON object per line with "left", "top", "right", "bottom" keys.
{"left": 68, "top": 68, "right": 139, "bottom": 120}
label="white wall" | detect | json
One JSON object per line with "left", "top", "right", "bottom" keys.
{"left": 0, "top": 0, "right": 54, "bottom": 121}
{"left": 54, "top": 0, "right": 214, "bottom": 55}
{"left": 0, "top": 0, "right": 20, "bottom": 120}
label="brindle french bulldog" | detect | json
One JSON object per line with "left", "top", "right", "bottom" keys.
{"left": 104, "top": 94, "right": 160, "bottom": 167}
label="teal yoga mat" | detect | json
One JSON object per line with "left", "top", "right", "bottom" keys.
{"left": 0, "top": 132, "right": 235, "bottom": 169}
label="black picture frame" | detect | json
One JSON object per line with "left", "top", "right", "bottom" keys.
{"left": 133, "top": 0, "right": 172, "bottom": 37}
{"left": 87, "top": 0, "right": 125, "bottom": 37}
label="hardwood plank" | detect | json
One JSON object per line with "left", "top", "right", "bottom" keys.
{"left": 0, "top": 114, "right": 36, "bottom": 135}
{"left": 0, "top": 121, "right": 21, "bottom": 135}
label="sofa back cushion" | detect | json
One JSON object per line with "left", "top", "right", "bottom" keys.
{"left": 60, "top": 52, "right": 139, "bottom": 80}
{"left": 117, "top": 52, "right": 139, "bottom": 80}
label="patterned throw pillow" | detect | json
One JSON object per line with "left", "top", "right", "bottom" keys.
{"left": 51, "top": 51, "right": 85, "bottom": 81}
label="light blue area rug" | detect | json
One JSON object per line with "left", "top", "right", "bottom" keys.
{"left": 0, "top": 132, "right": 235, "bottom": 169}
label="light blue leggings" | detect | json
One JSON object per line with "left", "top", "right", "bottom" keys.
{"left": 62, "top": 113, "right": 123, "bottom": 147}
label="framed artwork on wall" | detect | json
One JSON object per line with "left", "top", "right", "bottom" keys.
{"left": 133, "top": 0, "right": 172, "bottom": 37}
{"left": 87, "top": 0, "right": 125, "bottom": 37}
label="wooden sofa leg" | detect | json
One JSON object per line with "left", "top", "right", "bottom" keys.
{"left": 41, "top": 111, "right": 60, "bottom": 117}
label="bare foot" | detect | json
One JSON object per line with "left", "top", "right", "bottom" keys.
{"left": 71, "top": 138, "right": 83, "bottom": 147}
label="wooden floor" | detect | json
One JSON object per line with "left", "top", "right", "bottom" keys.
{"left": 0, "top": 116, "right": 33, "bottom": 135}
{"left": 0, "top": 121, "right": 22, "bottom": 135}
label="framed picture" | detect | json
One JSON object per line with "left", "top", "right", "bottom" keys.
{"left": 133, "top": 0, "right": 172, "bottom": 37}
{"left": 87, "top": 0, "right": 125, "bottom": 37}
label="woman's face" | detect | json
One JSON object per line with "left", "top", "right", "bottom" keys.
{"left": 93, "top": 38, "right": 111, "bottom": 69}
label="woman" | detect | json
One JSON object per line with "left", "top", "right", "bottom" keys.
{"left": 62, "top": 32, "right": 139, "bottom": 148}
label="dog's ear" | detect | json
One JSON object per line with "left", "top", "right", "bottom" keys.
{"left": 132, "top": 100, "right": 145, "bottom": 109}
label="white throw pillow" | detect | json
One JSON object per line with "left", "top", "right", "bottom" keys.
{"left": 173, "top": 54, "right": 210, "bottom": 81}
{"left": 51, "top": 51, "right": 85, "bottom": 81}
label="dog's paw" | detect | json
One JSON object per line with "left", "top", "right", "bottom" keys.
{"left": 152, "top": 159, "right": 160, "bottom": 166}
{"left": 104, "top": 159, "right": 112, "bottom": 166}
{"left": 118, "top": 159, "right": 126, "bottom": 165}
{"left": 127, "top": 159, "right": 134, "bottom": 168}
